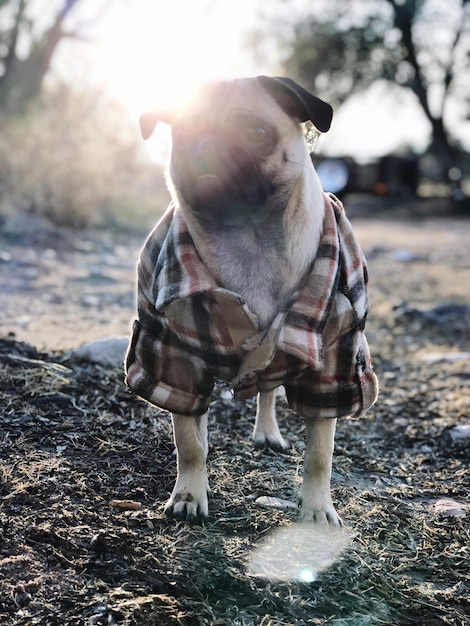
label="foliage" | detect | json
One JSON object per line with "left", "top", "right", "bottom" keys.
{"left": 255, "top": 0, "right": 470, "bottom": 158}
{"left": 0, "top": 0, "right": 84, "bottom": 110}
{"left": 0, "top": 2, "right": 169, "bottom": 231}
{"left": 0, "top": 86, "right": 169, "bottom": 229}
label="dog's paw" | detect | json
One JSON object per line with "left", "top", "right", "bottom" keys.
{"left": 164, "top": 493, "right": 209, "bottom": 524}
{"left": 164, "top": 473, "right": 210, "bottom": 524}
{"left": 253, "top": 432, "right": 289, "bottom": 453}
{"left": 299, "top": 502, "right": 343, "bottom": 527}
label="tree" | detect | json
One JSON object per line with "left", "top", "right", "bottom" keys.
{"left": 261, "top": 0, "right": 470, "bottom": 169}
{"left": 0, "top": 0, "right": 107, "bottom": 111}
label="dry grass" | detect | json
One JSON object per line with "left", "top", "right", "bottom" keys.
{"left": 0, "top": 87, "right": 169, "bottom": 231}
{"left": 1, "top": 214, "right": 469, "bottom": 624}
{"left": 0, "top": 318, "right": 468, "bottom": 625}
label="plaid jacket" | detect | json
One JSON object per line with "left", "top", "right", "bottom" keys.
{"left": 125, "top": 193, "right": 378, "bottom": 418}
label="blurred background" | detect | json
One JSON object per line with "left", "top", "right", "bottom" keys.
{"left": 1, "top": 7, "right": 469, "bottom": 623}
{"left": 1, "top": 0, "right": 469, "bottom": 232}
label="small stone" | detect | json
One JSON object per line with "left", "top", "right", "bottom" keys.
{"left": 71, "top": 337, "right": 129, "bottom": 367}
{"left": 3, "top": 212, "right": 57, "bottom": 240}
{"left": 254, "top": 496, "right": 298, "bottom": 510}
{"left": 392, "top": 249, "right": 418, "bottom": 262}
{"left": 12, "top": 585, "right": 32, "bottom": 608}
{"left": 89, "top": 533, "right": 107, "bottom": 552}
{"left": 434, "top": 498, "right": 468, "bottom": 517}
{"left": 420, "top": 351, "right": 470, "bottom": 364}
{"left": 449, "top": 424, "right": 470, "bottom": 441}
{"left": 81, "top": 295, "right": 100, "bottom": 307}
{"left": 219, "top": 388, "right": 233, "bottom": 401}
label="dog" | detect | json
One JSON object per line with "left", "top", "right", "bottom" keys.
{"left": 126, "top": 76, "right": 378, "bottom": 525}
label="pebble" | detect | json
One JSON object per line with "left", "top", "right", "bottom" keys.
{"left": 12, "top": 586, "right": 32, "bottom": 608}
{"left": 254, "top": 496, "right": 298, "bottom": 510}
{"left": 80, "top": 295, "right": 100, "bottom": 307}
{"left": 434, "top": 498, "right": 468, "bottom": 517}
{"left": 449, "top": 424, "right": 470, "bottom": 441}
{"left": 71, "top": 337, "right": 129, "bottom": 367}
{"left": 219, "top": 388, "right": 233, "bottom": 401}
{"left": 3, "top": 212, "right": 58, "bottom": 239}
{"left": 392, "top": 249, "right": 419, "bottom": 262}
{"left": 420, "top": 351, "right": 470, "bottom": 364}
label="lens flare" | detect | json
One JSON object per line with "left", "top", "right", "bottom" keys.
{"left": 298, "top": 567, "right": 316, "bottom": 583}
{"left": 247, "top": 523, "right": 351, "bottom": 582}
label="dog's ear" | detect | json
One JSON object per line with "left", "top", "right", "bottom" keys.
{"left": 257, "top": 76, "right": 333, "bottom": 133}
{"left": 139, "top": 111, "right": 173, "bottom": 140}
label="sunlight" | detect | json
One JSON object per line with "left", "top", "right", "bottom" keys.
{"left": 91, "top": 1, "right": 260, "bottom": 119}
{"left": 60, "top": 1, "right": 264, "bottom": 164}
{"left": 247, "top": 523, "right": 351, "bottom": 582}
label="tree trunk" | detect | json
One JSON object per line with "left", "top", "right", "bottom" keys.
{"left": 388, "top": 0, "right": 454, "bottom": 181}
{"left": 0, "top": 0, "right": 82, "bottom": 112}
{"left": 428, "top": 116, "right": 453, "bottom": 178}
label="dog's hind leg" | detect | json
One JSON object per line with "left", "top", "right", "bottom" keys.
{"left": 253, "top": 390, "right": 289, "bottom": 452}
{"left": 299, "top": 417, "right": 342, "bottom": 526}
{"left": 164, "top": 413, "right": 210, "bottom": 523}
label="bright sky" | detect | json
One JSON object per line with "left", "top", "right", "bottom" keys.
{"left": 51, "top": 0, "right": 468, "bottom": 160}
{"left": 67, "top": 0, "right": 268, "bottom": 116}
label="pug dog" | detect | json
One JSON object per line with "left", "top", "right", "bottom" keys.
{"left": 126, "top": 76, "right": 378, "bottom": 525}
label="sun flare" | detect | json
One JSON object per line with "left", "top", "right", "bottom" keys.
{"left": 93, "top": 1, "right": 259, "bottom": 120}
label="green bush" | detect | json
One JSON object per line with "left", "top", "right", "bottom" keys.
{"left": 0, "top": 86, "right": 169, "bottom": 231}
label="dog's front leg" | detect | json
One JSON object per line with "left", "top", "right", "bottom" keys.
{"left": 300, "top": 417, "right": 342, "bottom": 526}
{"left": 253, "top": 390, "right": 289, "bottom": 451}
{"left": 164, "top": 413, "right": 210, "bottom": 523}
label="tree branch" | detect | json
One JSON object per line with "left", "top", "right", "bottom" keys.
{"left": 442, "top": 0, "right": 468, "bottom": 106}
{"left": 386, "top": 0, "right": 435, "bottom": 124}
{"left": 63, "top": 0, "right": 112, "bottom": 32}
{"left": 2, "top": 0, "right": 26, "bottom": 76}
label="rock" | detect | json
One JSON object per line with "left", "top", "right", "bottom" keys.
{"left": 392, "top": 249, "right": 419, "bottom": 262}
{"left": 80, "top": 295, "right": 100, "bottom": 308}
{"left": 449, "top": 424, "right": 470, "bottom": 441}
{"left": 399, "top": 303, "right": 470, "bottom": 325}
{"left": 12, "top": 585, "right": 32, "bottom": 608}
{"left": 434, "top": 498, "right": 468, "bottom": 517}
{"left": 3, "top": 212, "right": 59, "bottom": 241}
{"left": 71, "top": 337, "right": 129, "bottom": 367}
{"left": 254, "top": 496, "right": 298, "bottom": 510}
{"left": 419, "top": 351, "right": 470, "bottom": 364}
{"left": 219, "top": 388, "right": 233, "bottom": 401}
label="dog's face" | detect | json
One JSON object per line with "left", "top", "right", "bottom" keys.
{"left": 140, "top": 77, "right": 332, "bottom": 230}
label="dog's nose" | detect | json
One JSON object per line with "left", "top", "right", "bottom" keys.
{"left": 196, "top": 137, "right": 224, "bottom": 172}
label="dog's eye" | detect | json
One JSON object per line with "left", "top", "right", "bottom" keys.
{"left": 243, "top": 125, "right": 268, "bottom": 144}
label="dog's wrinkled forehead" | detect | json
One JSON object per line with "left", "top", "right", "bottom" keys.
{"left": 176, "top": 78, "right": 296, "bottom": 130}
{"left": 139, "top": 76, "right": 332, "bottom": 140}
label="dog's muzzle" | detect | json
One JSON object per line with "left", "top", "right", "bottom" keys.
{"left": 172, "top": 135, "right": 276, "bottom": 227}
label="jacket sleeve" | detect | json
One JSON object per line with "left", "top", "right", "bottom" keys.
{"left": 125, "top": 317, "right": 214, "bottom": 417}
{"left": 125, "top": 215, "right": 214, "bottom": 417}
{"left": 284, "top": 323, "right": 378, "bottom": 419}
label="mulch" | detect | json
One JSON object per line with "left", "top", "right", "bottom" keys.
{"left": 1, "top": 220, "right": 470, "bottom": 625}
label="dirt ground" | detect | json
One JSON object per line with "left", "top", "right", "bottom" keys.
{"left": 0, "top": 203, "right": 469, "bottom": 625}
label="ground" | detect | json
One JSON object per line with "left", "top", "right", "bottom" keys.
{"left": 0, "top": 202, "right": 469, "bottom": 625}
